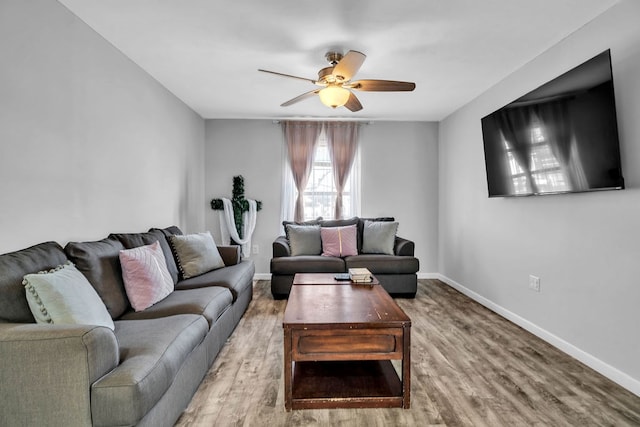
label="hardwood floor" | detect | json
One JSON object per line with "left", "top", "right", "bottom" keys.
{"left": 175, "top": 280, "right": 640, "bottom": 426}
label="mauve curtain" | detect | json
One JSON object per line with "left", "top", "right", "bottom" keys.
{"left": 282, "top": 121, "right": 322, "bottom": 222}
{"left": 325, "top": 122, "right": 359, "bottom": 219}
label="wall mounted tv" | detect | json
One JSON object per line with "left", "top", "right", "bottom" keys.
{"left": 481, "top": 50, "right": 624, "bottom": 197}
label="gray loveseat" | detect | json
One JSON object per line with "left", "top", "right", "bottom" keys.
{"left": 0, "top": 226, "right": 254, "bottom": 427}
{"left": 270, "top": 217, "right": 419, "bottom": 298}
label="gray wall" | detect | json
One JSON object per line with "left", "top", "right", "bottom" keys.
{"left": 204, "top": 120, "right": 283, "bottom": 275}
{"left": 439, "top": 0, "right": 640, "bottom": 394}
{"left": 0, "top": 0, "right": 205, "bottom": 252}
{"left": 204, "top": 120, "right": 439, "bottom": 276}
{"left": 360, "top": 121, "right": 439, "bottom": 275}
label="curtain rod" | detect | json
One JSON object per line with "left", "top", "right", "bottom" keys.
{"left": 271, "top": 120, "right": 374, "bottom": 124}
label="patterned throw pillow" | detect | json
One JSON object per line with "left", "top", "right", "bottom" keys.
{"left": 119, "top": 241, "right": 174, "bottom": 312}
{"left": 168, "top": 232, "right": 225, "bottom": 279}
{"left": 22, "top": 262, "right": 115, "bottom": 330}
{"left": 362, "top": 220, "right": 398, "bottom": 255}
{"left": 320, "top": 225, "right": 358, "bottom": 257}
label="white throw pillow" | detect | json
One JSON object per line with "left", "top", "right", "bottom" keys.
{"left": 23, "top": 262, "right": 114, "bottom": 330}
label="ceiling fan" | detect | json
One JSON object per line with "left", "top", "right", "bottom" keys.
{"left": 258, "top": 50, "right": 416, "bottom": 112}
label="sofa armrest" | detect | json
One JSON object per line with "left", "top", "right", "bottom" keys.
{"left": 272, "top": 236, "right": 291, "bottom": 258}
{"left": 394, "top": 236, "right": 415, "bottom": 256}
{"left": 218, "top": 245, "right": 241, "bottom": 266}
{"left": 0, "top": 323, "right": 119, "bottom": 427}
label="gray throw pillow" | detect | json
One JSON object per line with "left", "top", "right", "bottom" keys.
{"left": 22, "top": 261, "right": 115, "bottom": 330}
{"left": 361, "top": 220, "right": 398, "bottom": 255}
{"left": 169, "top": 232, "right": 225, "bottom": 279}
{"left": 286, "top": 224, "right": 322, "bottom": 256}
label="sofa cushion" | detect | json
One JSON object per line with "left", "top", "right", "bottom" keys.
{"left": 270, "top": 256, "right": 345, "bottom": 274}
{"left": 91, "top": 314, "right": 208, "bottom": 426}
{"left": 0, "top": 241, "right": 68, "bottom": 323}
{"left": 361, "top": 220, "right": 398, "bottom": 255}
{"left": 149, "top": 225, "right": 184, "bottom": 237}
{"left": 23, "top": 261, "right": 115, "bottom": 330}
{"left": 119, "top": 286, "right": 232, "bottom": 328}
{"left": 169, "top": 232, "right": 225, "bottom": 279}
{"left": 318, "top": 217, "right": 359, "bottom": 229}
{"left": 217, "top": 245, "right": 241, "bottom": 266}
{"left": 282, "top": 217, "right": 323, "bottom": 229}
{"left": 111, "top": 230, "right": 180, "bottom": 285}
{"left": 119, "top": 242, "right": 174, "bottom": 312}
{"left": 176, "top": 260, "right": 254, "bottom": 301}
{"left": 320, "top": 224, "right": 358, "bottom": 257}
{"left": 345, "top": 255, "right": 419, "bottom": 274}
{"left": 286, "top": 224, "right": 322, "bottom": 256}
{"left": 65, "top": 237, "right": 129, "bottom": 319}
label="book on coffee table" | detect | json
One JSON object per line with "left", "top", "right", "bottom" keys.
{"left": 348, "top": 268, "right": 372, "bottom": 283}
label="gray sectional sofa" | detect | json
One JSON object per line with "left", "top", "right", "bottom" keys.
{"left": 0, "top": 226, "right": 254, "bottom": 427}
{"left": 270, "top": 217, "right": 419, "bottom": 298}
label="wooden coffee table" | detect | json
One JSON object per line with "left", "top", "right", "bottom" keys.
{"left": 283, "top": 273, "right": 411, "bottom": 410}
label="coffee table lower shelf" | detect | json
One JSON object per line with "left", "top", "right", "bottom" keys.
{"left": 291, "top": 360, "right": 403, "bottom": 410}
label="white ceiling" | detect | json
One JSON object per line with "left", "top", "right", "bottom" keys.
{"left": 57, "top": 0, "right": 618, "bottom": 121}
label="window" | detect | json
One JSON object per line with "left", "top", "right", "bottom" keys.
{"left": 303, "top": 135, "right": 360, "bottom": 221}
{"left": 281, "top": 127, "right": 360, "bottom": 225}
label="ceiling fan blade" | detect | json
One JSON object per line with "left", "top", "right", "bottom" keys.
{"left": 281, "top": 89, "right": 319, "bottom": 107}
{"left": 258, "top": 69, "right": 317, "bottom": 84}
{"left": 344, "top": 92, "right": 363, "bottom": 112}
{"left": 332, "top": 50, "right": 366, "bottom": 82}
{"left": 350, "top": 79, "right": 416, "bottom": 92}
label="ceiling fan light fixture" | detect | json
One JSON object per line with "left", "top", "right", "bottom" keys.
{"left": 259, "top": 49, "right": 415, "bottom": 111}
{"left": 318, "top": 86, "right": 350, "bottom": 108}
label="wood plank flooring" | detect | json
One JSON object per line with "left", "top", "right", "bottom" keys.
{"left": 175, "top": 280, "right": 640, "bottom": 426}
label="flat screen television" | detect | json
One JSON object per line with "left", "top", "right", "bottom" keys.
{"left": 481, "top": 50, "right": 624, "bottom": 197}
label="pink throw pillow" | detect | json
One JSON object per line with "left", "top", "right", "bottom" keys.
{"left": 321, "top": 225, "right": 358, "bottom": 257}
{"left": 119, "top": 241, "right": 174, "bottom": 311}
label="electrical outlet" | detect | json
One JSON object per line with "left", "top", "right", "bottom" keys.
{"left": 252, "top": 244, "right": 259, "bottom": 255}
{"left": 529, "top": 275, "right": 540, "bottom": 292}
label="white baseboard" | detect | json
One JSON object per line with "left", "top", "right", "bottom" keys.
{"left": 435, "top": 274, "right": 640, "bottom": 397}
{"left": 253, "top": 273, "right": 271, "bottom": 281}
